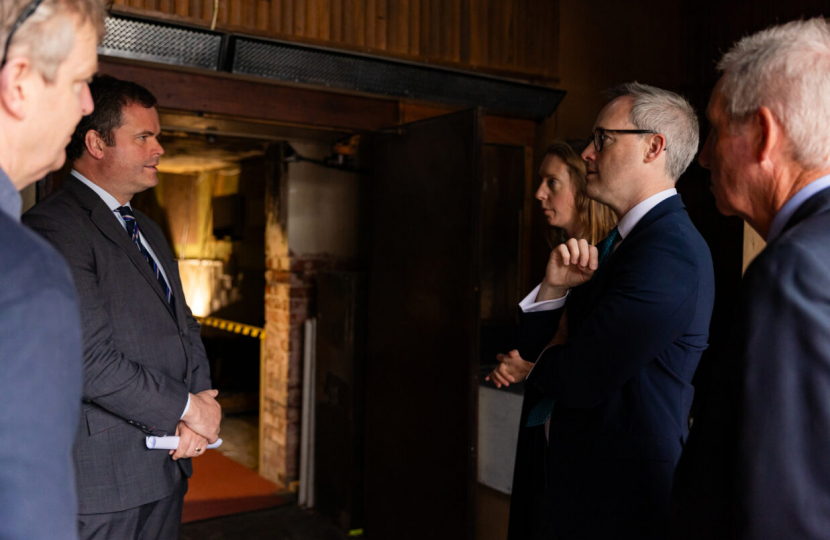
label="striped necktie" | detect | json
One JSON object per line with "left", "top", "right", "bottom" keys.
{"left": 117, "top": 206, "right": 173, "bottom": 306}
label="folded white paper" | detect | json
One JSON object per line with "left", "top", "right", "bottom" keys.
{"left": 145, "top": 436, "right": 223, "bottom": 450}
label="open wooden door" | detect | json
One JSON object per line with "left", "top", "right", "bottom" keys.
{"left": 364, "top": 109, "right": 483, "bottom": 540}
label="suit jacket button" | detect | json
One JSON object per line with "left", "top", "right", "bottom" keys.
{"left": 179, "top": 330, "right": 184, "bottom": 336}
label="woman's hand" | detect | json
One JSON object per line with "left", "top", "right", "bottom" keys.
{"left": 486, "top": 350, "right": 534, "bottom": 388}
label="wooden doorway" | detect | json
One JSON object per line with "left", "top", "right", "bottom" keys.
{"left": 365, "top": 109, "right": 483, "bottom": 540}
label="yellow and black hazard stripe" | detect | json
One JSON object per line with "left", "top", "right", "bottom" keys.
{"left": 196, "top": 316, "right": 265, "bottom": 340}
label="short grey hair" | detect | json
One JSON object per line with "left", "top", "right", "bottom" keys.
{"left": 717, "top": 18, "right": 830, "bottom": 170}
{"left": 1, "top": 0, "right": 106, "bottom": 82}
{"left": 606, "top": 82, "right": 700, "bottom": 181}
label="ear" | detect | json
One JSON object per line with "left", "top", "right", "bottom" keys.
{"left": 643, "top": 133, "right": 667, "bottom": 164}
{"left": 0, "top": 57, "right": 35, "bottom": 120}
{"left": 755, "top": 106, "right": 783, "bottom": 166}
{"left": 84, "top": 130, "right": 106, "bottom": 160}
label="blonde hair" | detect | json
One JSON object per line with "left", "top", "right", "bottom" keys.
{"left": 1, "top": 0, "right": 106, "bottom": 82}
{"left": 545, "top": 139, "right": 617, "bottom": 246}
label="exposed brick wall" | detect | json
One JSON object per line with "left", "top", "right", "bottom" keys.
{"left": 261, "top": 256, "right": 291, "bottom": 485}
{"left": 260, "top": 145, "right": 359, "bottom": 486}
{"left": 261, "top": 248, "right": 355, "bottom": 485}
{"left": 260, "top": 151, "right": 291, "bottom": 486}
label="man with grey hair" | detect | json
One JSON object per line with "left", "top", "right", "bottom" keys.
{"left": 672, "top": 18, "right": 830, "bottom": 540}
{"left": 491, "top": 82, "right": 715, "bottom": 539}
{"left": 0, "top": 0, "right": 105, "bottom": 539}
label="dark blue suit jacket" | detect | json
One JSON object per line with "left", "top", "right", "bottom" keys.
{"left": 513, "top": 195, "right": 715, "bottom": 539}
{"left": 0, "top": 190, "right": 83, "bottom": 539}
{"left": 672, "top": 186, "right": 830, "bottom": 540}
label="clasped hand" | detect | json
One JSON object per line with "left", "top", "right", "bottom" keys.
{"left": 486, "top": 350, "right": 533, "bottom": 388}
{"left": 181, "top": 389, "right": 222, "bottom": 444}
{"left": 170, "top": 421, "right": 208, "bottom": 460}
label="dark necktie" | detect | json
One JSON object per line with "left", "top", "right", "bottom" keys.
{"left": 525, "top": 227, "right": 622, "bottom": 428}
{"left": 525, "top": 396, "right": 556, "bottom": 427}
{"left": 117, "top": 206, "right": 173, "bottom": 306}
{"left": 596, "top": 226, "right": 621, "bottom": 267}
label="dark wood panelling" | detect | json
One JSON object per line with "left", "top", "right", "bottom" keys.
{"left": 399, "top": 104, "right": 535, "bottom": 147}
{"left": 366, "top": 108, "right": 482, "bottom": 540}
{"left": 98, "top": 59, "right": 399, "bottom": 131}
{"left": 109, "top": 0, "right": 560, "bottom": 81}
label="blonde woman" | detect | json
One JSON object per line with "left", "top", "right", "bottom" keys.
{"left": 487, "top": 138, "right": 615, "bottom": 387}
{"left": 486, "top": 138, "right": 615, "bottom": 540}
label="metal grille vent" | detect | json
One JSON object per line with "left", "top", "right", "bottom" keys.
{"left": 99, "top": 17, "right": 223, "bottom": 70}
{"left": 232, "top": 39, "right": 565, "bottom": 118}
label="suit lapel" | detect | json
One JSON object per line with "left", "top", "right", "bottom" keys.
{"left": 599, "top": 195, "right": 685, "bottom": 271}
{"left": 134, "top": 208, "right": 183, "bottom": 324}
{"left": 568, "top": 195, "right": 686, "bottom": 325}
{"left": 65, "top": 176, "right": 176, "bottom": 319}
{"left": 134, "top": 210, "right": 192, "bottom": 367}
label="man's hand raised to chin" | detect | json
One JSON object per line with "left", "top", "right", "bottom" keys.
{"left": 537, "top": 238, "right": 599, "bottom": 302}
{"left": 181, "top": 389, "right": 222, "bottom": 444}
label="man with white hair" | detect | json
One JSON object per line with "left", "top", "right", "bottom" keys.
{"left": 671, "top": 17, "right": 830, "bottom": 540}
{"left": 0, "top": 0, "right": 104, "bottom": 538}
{"left": 492, "top": 83, "right": 715, "bottom": 539}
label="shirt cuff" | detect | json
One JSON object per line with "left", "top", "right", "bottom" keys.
{"left": 180, "top": 393, "right": 191, "bottom": 419}
{"left": 519, "top": 283, "right": 568, "bottom": 313}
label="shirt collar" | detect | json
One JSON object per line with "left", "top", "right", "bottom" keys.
{"left": 0, "top": 166, "right": 22, "bottom": 222}
{"left": 767, "top": 174, "right": 830, "bottom": 242}
{"left": 72, "top": 169, "right": 130, "bottom": 213}
{"left": 616, "top": 188, "right": 677, "bottom": 239}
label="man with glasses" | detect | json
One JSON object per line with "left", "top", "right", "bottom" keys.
{"left": 494, "top": 82, "right": 714, "bottom": 539}
{"left": 0, "top": 1, "right": 104, "bottom": 539}
{"left": 672, "top": 19, "right": 830, "bottom": 540}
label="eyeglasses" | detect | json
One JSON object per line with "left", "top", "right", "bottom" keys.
{"left": 589, "top": 128, "right": 658, "bottom": 152}
{"left": 2, "top": 0, "right": 45, "bottom": 68}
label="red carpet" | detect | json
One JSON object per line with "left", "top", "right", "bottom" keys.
{"left": 183, "top": 450, "right": 287, "bottom": 523}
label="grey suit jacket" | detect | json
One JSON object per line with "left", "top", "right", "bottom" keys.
{"left": 24, "top": 175, "right": 212, "bottom": 514}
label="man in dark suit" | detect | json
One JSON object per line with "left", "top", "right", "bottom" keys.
{"left": 671, "top": 18, "right": 830, "bottom": 540}
{"left": 492, "top": 83, "right": 714, "bottom": 539}
{"left": 0, "top": 1, "right": 104, "bottom": 539}
{"left": 24, "top": 75, "right": 222, "bottom": 540}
